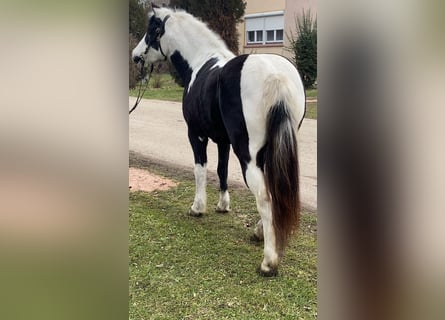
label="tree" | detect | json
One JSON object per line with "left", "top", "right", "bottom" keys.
{"left": 129, "top": 0, "right": 148, "bottom": 89}
{"left": 287, "top": 10, "right": 317, "bottom": 89}
{"left": 170, "top": 0, "right": 246, "bottom": 55}
{"left": 129, "top": 0, "right": 148, "bottom": 38}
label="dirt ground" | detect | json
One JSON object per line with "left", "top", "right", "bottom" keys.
{"left": 129, "top": 167, "right": 177, "bottom": 192}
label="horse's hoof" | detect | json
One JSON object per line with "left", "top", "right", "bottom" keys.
{"left": 250, "top": 234, "right": 263, "bottom": 243}
{"left": 215, "top": 207, "right": 230, "bottom": 214}
{"left": 189, "top": 209, "right": 203, "bottom": 217}
{"left": 256, "top": 265, "right": 279, "bottom": 277}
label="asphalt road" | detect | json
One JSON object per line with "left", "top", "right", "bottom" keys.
{"left": 129, "top": 98, "right": 317, "bottom": 211}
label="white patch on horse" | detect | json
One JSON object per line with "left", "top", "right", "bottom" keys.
{"left": 188, "top": 57, "right": 229, "bottom": 93}
{"left": 245, "top": 162, "right": 278, "bottom": 270}
{"left": 211, "top": 58, "right": 229, "bottom": 69}
{"left": 132, "top": 33, "right": 148, "bottom": 62}
{"left": 191, "top": 163, "right": 207, "bottom": 213}
{"left": 198, "top": 136, "right": 204, "bottom": 142}
{"left": 240, "top": 56, "right": 305, "bottom": 153}
{"left": 187, "top": 62, "right": 204, "bottom": 93}
{"left": 216, "top": 190, "right": 230, "bottom": 212}
{"left": 160, "top": 9, "right": 234, "bottom": 70}
{"left": 254, "top": 219, "right": 264, "bottom": 240}
{"left": 145, "top": 9, "right": 235, "bottom": 94}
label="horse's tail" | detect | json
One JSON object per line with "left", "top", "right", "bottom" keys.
{"left": 263, "top": 75, "right": 301, "bottom": 252}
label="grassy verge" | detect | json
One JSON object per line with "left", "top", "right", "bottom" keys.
{"left": 305, "top": 89, "right": 317, "bottom": 99}
{"left": 305, "top": 101, "right": 317, "bottom": 120}
{"left": 130, "top": 74, "right": 317, "bottom": 119}
{"left": 129, "top": 165, "right": 317, "bottom": 319}
{"left": 129, "top": 73, "right": 183, "bottom": 102}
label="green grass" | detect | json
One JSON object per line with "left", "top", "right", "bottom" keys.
{"left": 305, "top": 102, "right": 317, "bottom": 120}
{"left": 305, "top": 89, "right": 317, "bottom": 99}
{"left": 129, "top": 168, "right": 317, "bottom": 319}
{"left": 130, "top": 73, "right": 183, "bottom": 102}
{"left": 130, "top": 74, "right": 317, "bottom": 119}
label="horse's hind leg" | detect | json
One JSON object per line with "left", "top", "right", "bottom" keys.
{"left": 245, "top": 162, "right": 279, "bottom": 276}
{"left": 216, "top": 143, "right": 230, "bottom": 212}
{"left": 188, "top": 131, "right": 208, "bottom": 217}
{"left": 252, "top": 219, "right": 264, "bottom": 241}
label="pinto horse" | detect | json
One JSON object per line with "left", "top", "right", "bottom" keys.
{"left": 132, "top": 6, "right": 305, "bottom": 276}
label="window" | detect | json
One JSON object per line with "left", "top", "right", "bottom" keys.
{"left": 265, "top": 29, "right": 284, "bottom": 43}
{"left": 247, "top": 30, "right": 264, "bottom": 43}
{"left": 248, "top": 31, "right": 255, "bottom": 42}
{"left": 245, "top": 11, "right": 284, "bottom": 45}
{"left": 256, "top": 30, "right": 263, "bottom": 42}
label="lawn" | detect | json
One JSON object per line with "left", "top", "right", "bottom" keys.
{"left": 130, "top": 73, "right": 317, "bottom": 119}
{"left": 305, "top": 89, "right": 317, "bottom": 99}
{"left": 305, "top": 102, "right": 317, "bottom": 120}
{"left": 129, "top": 73, "right": 183, "bottom": 102}
{"left": 129, "top": 163, "right": 317, "bottom": 319}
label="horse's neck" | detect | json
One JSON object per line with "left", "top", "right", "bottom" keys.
{"left": 167, "top": 20, "right": 234, "bottom": 84}
{"left": 170, "top": 50, "right": 193, "bottom": 87}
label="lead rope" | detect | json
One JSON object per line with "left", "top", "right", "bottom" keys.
{"left": 129, "top": 63, "right": 154, "bottom": 115}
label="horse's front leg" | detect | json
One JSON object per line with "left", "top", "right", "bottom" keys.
{"left": 188, "top": 131, "right": 208, "bottom": 217}
{"left": 216, "top": 142, "right": 230, "bottom": 213}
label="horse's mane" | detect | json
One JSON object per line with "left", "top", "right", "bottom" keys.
{"left": 154, "top": 7, "right": 232, "bottom": 54}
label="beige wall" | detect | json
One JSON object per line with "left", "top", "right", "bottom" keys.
{"left": 238, "top": 0, "right": 316, "bottom": 60}
{"left": 238, "top": 0, "right": 286, "bottom": 55}
{"left": 237, "top": 20, "right": 244, "bottom": 54}
{"left": 242, "top": 45, "right": 286, "bottom": 56}
{"left": 284, "top": 0, "right": 317, "bottom": 50}
{"left": 245, "top": 0, "right": 285, "bottom": 14}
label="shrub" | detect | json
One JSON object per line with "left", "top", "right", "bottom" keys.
{"left": 287, "top": 10, "right": 317, "bottom": 89}
{"left": 151, "top": 64, "right": 165, "bottom": 88}
{"left": 129, "top": 0, "right": 148, "bottom": 39}
{"left": 129, "top": 0, "right": 148, "bottom": 89}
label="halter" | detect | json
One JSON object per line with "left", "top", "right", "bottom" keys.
{"left": 129, "top": 15, "right": 170, "bottom": 115}
{"left": 143, "top": 15, "right": 170, "bottom": 60}
{"left": 158, "top": 15, "right": 170, "bottom": 60}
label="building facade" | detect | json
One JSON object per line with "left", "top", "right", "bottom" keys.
{"left": 238, "top": 0, "right": 316, "bottom": 60}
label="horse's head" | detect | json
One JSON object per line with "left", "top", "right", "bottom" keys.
{"left": 132, "top": 5, "right": 171, "bottom": 67}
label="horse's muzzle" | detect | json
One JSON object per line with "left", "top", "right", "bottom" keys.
{"left": 133, "top": 55, "right": 144, "bottom": 64}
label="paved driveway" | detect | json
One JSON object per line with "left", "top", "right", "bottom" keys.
{"left": 129, "top": 98, "right": 317, "bottom": 211}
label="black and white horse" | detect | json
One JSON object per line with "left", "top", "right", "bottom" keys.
{"left": 132, "top": 6, "right": 305, "bottom": 276}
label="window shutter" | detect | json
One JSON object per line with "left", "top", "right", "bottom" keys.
{"left": 264, "top": 15, "right": 284, "bottom": 31}
{"left": 246, "top": 17, "right": 264, "bottom": 31}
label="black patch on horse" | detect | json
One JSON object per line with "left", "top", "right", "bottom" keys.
{"left": 218, "top": 54, "right": 251, "bottom": 184}
{"left": 256, "top": 145, "right": 267, "bottom": 171}
{"left": 170, "top": 51, "right": 192, "bottom": 88}
{"left": 145, "top": 15, "right": 165, "bottom": 50}
{"left": 183, "top": 58, "right": 229, "bottom": 144}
